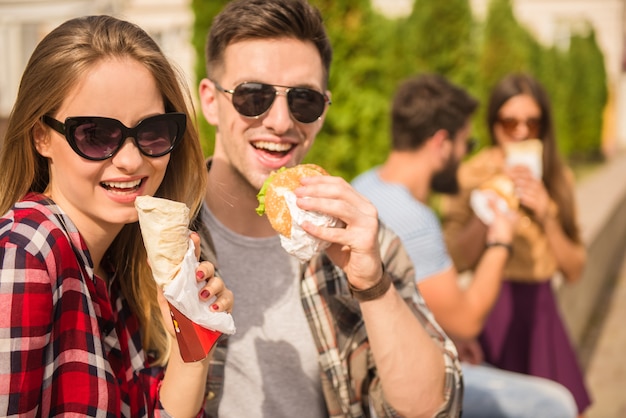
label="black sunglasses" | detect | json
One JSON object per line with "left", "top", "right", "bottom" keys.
{"left": 466, "top": 137, "right": 478, "bottom": 154}
{"left": 41, "top": 113, "right": 186, "bottom": 161}
{"left": 212, "top": 80, "right": 331, "bottom": 124}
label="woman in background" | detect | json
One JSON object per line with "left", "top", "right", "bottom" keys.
{"left": 441, "top": 73, "right": 591, "bottom": 416}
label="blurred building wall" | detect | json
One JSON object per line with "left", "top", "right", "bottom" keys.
{"left": 0, "top": 0, "right": 194, "bottom": 129}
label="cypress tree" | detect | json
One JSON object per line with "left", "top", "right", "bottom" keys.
{"left": 191, "top": 0, "right": 229, "bottom": 155}
{"left": 475, "top": 0, "right": 535, "bottom": 146}
{"left": 566, "top": 27, "right": 607, "bottom": 160}
{"left": 404, "top": 0, "right": 478, "bottom": 90}
{"left": 308, "top": 0, "right": 395, "bottom": 179}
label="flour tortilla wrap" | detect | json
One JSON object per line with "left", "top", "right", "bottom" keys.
{"left": 135, "top": 196, "right": 235, "bottom": 354}
{"left": 135, "top": 195, "right": 190, "bottom": 287}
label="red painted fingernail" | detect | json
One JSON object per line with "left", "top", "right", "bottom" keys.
{"left": 211, "top": 304, "right": 219, "bottom": 311}
{"left": 201, "top": 290, "right": 210, "bottom": 299}
{"left": 196, "top": 270, "right": 205, "bottom": 280}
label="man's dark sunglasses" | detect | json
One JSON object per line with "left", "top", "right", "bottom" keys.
{"left": 467, "top": 137, "right": 478, "bottom": 154}
{"left": 212, "top": 80, "right": 331, "bottom": 124}
{"left": 41, "top": 113, "right": 186, "bottom": 161}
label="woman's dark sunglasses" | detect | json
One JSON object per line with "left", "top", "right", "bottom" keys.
{"left": 497, "top": 117, "right": 541, "bottom": 138}
{"left": 212, "top": 80, "right": 331, "bottom": 124}
{"left": 41, "top": 112, "right": 186, "bottom": 161}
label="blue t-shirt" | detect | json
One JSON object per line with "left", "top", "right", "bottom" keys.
{"left": 352, "top": 168, "right": 452, "bottom": 283}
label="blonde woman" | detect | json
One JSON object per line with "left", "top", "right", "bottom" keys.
{"left": 0, "top": 15, "right": 232, "bottom": 417}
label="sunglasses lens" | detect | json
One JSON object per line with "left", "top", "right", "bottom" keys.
{"left": 232, "top": 83, "right": 276, "bottom": 117}
{"left": 526, "top": 118, "right": 541, "bottom": 137}
{"left": 288, "top": 88, "right": 326, "bottom": 123}
{"left": 136, "top": 116, "right": 182, "bottom": 157}
{"left": 466, "top": 138, "right": 477, "bottom": 153}
{"left": 499, "top": 118, "right": 518, "bottom": 135}
{"left": 72, "top": 119, "right": 123, "bottom": 160}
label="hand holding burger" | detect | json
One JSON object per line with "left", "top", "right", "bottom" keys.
{"left": 470, "top": 174, "right": 519, "bottom": 226}
{"left": 479, "top": 174, "right": 519, "bottom": 211}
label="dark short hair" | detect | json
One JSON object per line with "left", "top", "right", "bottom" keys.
{"left": 205, "top": 0, "right": 332, "bottom": 86}
{"left": 391, "top": 74, "right": 478, "bottom": 151}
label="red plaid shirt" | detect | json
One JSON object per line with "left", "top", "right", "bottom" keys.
{"left": 0, "top": 193, "right": 194, "bottom": 417}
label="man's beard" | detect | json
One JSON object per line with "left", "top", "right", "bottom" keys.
{"left": 431, "top": 156, "right": 460, "bottom": 195}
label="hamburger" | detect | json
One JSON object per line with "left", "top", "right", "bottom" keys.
{"left": 256, "top": 164, "right": 328, "bottom": 238}
{"left": 470, "top": 173, "right": 519, "bottom": 225}
{"left": 256, "top": 164, "right": 341, "bottom": 261}
{"left": 479, "top": 174, "right": 519, "bottom": 211}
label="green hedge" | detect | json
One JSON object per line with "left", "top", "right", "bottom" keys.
{"left": 191, "top": 0, "right": 608, "bottom": 180}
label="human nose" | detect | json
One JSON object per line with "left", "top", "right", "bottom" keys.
{"left": 262, "top": 90, "right": 294, "bottom": 133}
{"left": 516, "top": 127, "right": 529, "bottom": 140}
{"left": 512, "top": 121, "right": 533, "bottom": 140}
{"left": 110, "top": 137, "right": 144, "bottom": 170}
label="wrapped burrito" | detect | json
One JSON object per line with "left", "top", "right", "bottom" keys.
{"left": 135, "top": 195, "right": 235, "bottom": 362}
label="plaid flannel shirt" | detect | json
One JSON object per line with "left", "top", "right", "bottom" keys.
{"left": 0, "top": 193, "right": 197, "bottom": 417}
{"left": 195, "top": 200, "right": 463, "bottom": 417}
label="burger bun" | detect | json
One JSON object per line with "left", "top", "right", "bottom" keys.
{"left": 479, "top": 174, "right": 519, "bottom": 211}
{"left": 263, "top": 164, "right": 328, "bottom": 238}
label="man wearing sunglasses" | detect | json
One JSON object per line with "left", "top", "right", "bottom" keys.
{"left": 352, "top": 74, "right": 577, "bottom": 418}
{"left": 193, "top": 0, "right": 462, "bottom": 417}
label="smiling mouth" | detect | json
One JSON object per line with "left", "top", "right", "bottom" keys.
{"left": 252, "top": 141, "right": 294, "bottom": 157}
{"left": 101, "top": 179, "right": 143, "bottom": 193}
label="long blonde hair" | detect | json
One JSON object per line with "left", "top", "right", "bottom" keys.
{"left": 0, "top": 15, "right": 207, "bottom": 365}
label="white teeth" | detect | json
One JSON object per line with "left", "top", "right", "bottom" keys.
{"left": 102, "top": 179, "right": 142, "bottom": 189}
{"left": 252, "top": 141, "right": 292, "bottom": 152}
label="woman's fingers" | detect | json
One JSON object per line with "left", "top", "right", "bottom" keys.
{"left": 195, "top": 267, "right": 234, "bottom": 313}
{"left": 190, "top": 231, "right": 201, "bottom": 259}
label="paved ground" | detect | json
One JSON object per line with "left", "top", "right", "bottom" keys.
{"left": 584, "top": 251, "right": 626, "bottom": 418}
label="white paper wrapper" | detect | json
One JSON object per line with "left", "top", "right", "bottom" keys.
{"left": 279, "top": 191, "right": 342, "bottom": 263}
{"left": 163, "top": 239, "right": 236, "bottom": 335}
{"left": 470, "top": 189, "right": 511, "bottom": 226}
{"left": 506, "top": 153, "right": 542, "bottom": 179}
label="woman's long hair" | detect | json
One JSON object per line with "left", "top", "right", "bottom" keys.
{"left": 0, "top": 15, "right": 207, "bottom": 365}
{"left": 487, "top": 73, "right": 581, "bottom": 243}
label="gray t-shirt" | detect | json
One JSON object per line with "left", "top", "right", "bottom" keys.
{"left": 202, "top": 204, "right": 326, "bottom": 417}
{"left": 352, "top": 169, "right": 452, "bottom": 283}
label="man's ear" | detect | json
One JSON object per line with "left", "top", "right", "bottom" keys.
{"left": 199, "top": 78, "right": 219, "bottom": 126}
{"left": 33, "top": 121, "right": 52, "bottom": 158}
{"left": 428, "top": 129, "right": 450, "bottom": 155}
